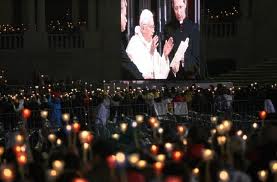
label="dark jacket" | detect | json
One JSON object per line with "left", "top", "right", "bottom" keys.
{"left": 164, "top": 18, "right": 201, "bottom": 80}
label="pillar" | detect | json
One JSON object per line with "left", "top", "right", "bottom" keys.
{"left": 72, "top": 0, "right": 80, "bottom": 25}
{"left": 37, "top": 0, "right": 46, "bottom": 32}
{"left": 88, "top": 0, "right": 96, "bottom": 31}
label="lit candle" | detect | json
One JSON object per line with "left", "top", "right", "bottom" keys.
{"left": 156, "top": 154, "right": 166, "bottom": 162}
{"left": 192, "top": 168, "right": 200, "bottom": 177}
{"left": 136, "top": 160, "right": 147, "bottom": 169}
{"left": 79, "top": 131, "right": 90, "bottom": 143}
{"left": 40, "top": 110, "right": 48, "bottom": 119}
{"left": 83, "top": 143, "right": 90, "bottom": 163}
{"left": 218, "top": 170, "right": 229, "bottom": 182}
{"left": 48, "top": 169, "right": 58, "bottom": 180}
{"left": 120, "top": 123, "right": 128, "bottom": 133}
{"left": 17, "top": 153, "right": 27, "bottom": 166}
{"left": 52, "top": 160, "right": 64, "bottom": 172}
{"left": 270, "top": 161, "right": 277, "bottom": 182}
{"left": 252, "top": 122, "right": 258, "bottom": 129}
{"left": 22, "top": 108, "right": 31, "bottom": 120}
{"left": 56, "top": 138, "right": 62, "bottom": 146}
{"left": 150, "top": 145, "right": 159, "bottom": 155}
{"left": 48, "top": 133, "right": 56, "bottom": 145}
{"left": 15, "top": 134, "right": 24, "bottom": 145}
{"left": 222, "top": 120, "right": 232, "bottom": 133}
{"left": 0, "top": 146, "right": 4, "bottom": 162}
{"left": 135, "top": 115, "right": 144, "bottom": 124}
{"left": 172, "top": 150, "right": 183, "bottom": 162}
{"left": 127, "top": 153, "right": 140, "bottom": 166}
{"left": 153, "top": 162, "right": 164, "bottom": 174}
{"left": 177, "top": 125, "right": 186, "bottom": 135}
{"left": 1, "top": 167, "right": 14, "bottom": 182}
{"left": 202, "top": 149, "right": 214, "bottom": 161}
{"left": 165, "top": 143, "right": 173, "bottom": 153}
{"left": 217, "top": 136, "right": 227, "bottom": 156}
{"left": 62, "top": 113, "right": 70, "bottom": 123}
{"left": 210, "top": 116, "right": 218, "bottom": 125}
{"left": 216, "top": 124, "right": 225, "bottom": 135}
{"left": 66, "top": 124, "right": 72, "bottom": 146}
{"left": 236, "top": 130, "right": 243, "bottom": 136}
{"left": 257, "top": 170, "right": 268, "bottom": 182}
{"left": 112, "top": 133, "right": 120, "bottom": 140}
{"left": 72, "top": 123, "right": 80, "bottom": 146}
{"left": 115, "top": 152, "right": 126, "bottom": 165}
{"left": 72, "top": 178, "right": 88, "bottom": 182}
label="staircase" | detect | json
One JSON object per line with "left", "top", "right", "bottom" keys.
{"left": 210, "top": 58, "right": 277, "bottom": 86}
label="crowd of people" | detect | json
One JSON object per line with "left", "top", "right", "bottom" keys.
{"left": 0, "top": 79, "right": 276, "bottom": 182}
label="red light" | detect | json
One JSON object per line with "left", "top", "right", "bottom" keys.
{"left": 22, "top": 109, "right": 31, "bottom": 119}
{"left": 72, "top": 178, "right": 88, "bottom": 182}
{"left": 172, "top": 151, "right": 183, "bottom": 162}
{"left": 259, "top": 111, "right": 267, "bottom": 120}
{"left": 106, "top": 155, "right": 116, "bottom": 169}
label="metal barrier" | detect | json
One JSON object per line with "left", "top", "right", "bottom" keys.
{"left": 205, "top": 22, "right": 238, "bottom": 39}
{"left": 0, "top": 100, "right": 267, "bottom": 133}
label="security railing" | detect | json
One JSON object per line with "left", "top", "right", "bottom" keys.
{"left": 48, "top": 33, "right": 84, "bottom": 49}
{"left": 204, "top": 22, "right": 238, "bottom": 39}
{"left": 0, "top": 34, "right": 24, "bottom": 49}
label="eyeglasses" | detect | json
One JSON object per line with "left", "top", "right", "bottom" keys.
{"left": 143, "top": 24, "right": 155, "bottom": 29}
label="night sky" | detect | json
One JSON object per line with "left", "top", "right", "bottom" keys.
{"left": 206, "top": 0, "right": 240, "bottom": 9}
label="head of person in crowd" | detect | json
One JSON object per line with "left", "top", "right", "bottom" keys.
{"left": 121, "top": 0, "right": 127, "bottom": 32}
{"left": 139, "top": 9, "right": 155, "bottom": 42}
{"left": 172, "top": 0, "right": 187, "bottom": 23}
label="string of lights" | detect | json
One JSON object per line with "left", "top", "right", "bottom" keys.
{"left": 206, "top": 6, "right": 241, "bottom": 21}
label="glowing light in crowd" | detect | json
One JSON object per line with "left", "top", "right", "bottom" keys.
{"left": 202, "top": 149, "right": 214, "bottom": 161}
{"left": 192, "top": 168, "right": 200, "bottom": 176}
{"left": 115, "top": 152, "right": 126, "bottom": 164}
{"left": 218, "top": 170, "right": 229, "bottom": 182}
{"left": 270, "top": 161, "right": 277, "bottom": 173}
{"left": 259, "top": 111, "right": 267, "bottom": 120}
{"left": 128, "top": 153, "right": 140, "bottom": 165}
{"left": 41, "top": 110, "right": 48, "bottom": 119}
{"left": 135, "top": 115, "right": 144, "bottom": 123}
{"left": 22, "top": 108, "right": 31, "bottom": 119}
{"left": 137, "top": 160, "right": 147, "bottom": 169}
{"left": 48, "top": 133, "right": 57, "bottom": 143}
{"left": 172, "top": 150, "right": 183, "bottom": 162}
{"left": 120, "top": 123, "right": 128, "bottom": 133}
{"left": 52, "top": 160, "right": 64, "bottom": 172}
{"left": 150, "top": 145, "right": 159, "bottom": 155}
{"left": 156, "top": 154, "right": 166, "bottom": 162}
{"left": 257, "top": 170, "right": 268, "bottom": 182}
{"left": 112, "top": 133, "right": 120, "bottom": 140}
{"left": 62, "top": 113, "right": 70, "bottom": 122}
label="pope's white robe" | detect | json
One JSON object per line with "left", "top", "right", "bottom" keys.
{"left": 126, "top": 26, "right": 170, "bottom": 79}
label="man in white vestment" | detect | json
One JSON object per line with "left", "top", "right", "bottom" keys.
{"left": 126, "top": 9, "right": 174, "bottom": 79}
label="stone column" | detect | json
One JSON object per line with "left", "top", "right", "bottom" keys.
{"left": 27, "top": 0, "right": 36, "bottom": 31}
{"left": 88, "top": 0, "right": 96, "bottom": 31}
{"left": 72, "top": 0, "right": 80, "bottom": 25}
{"left": 0, "top": 0, "right": 14, "bottom": 24}
{"left": 37, "top": 0, "right": 46, "bottom": 32}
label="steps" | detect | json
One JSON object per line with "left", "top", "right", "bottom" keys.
{"left": 211, "top": 58, "right": 277, "bottom": 86}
